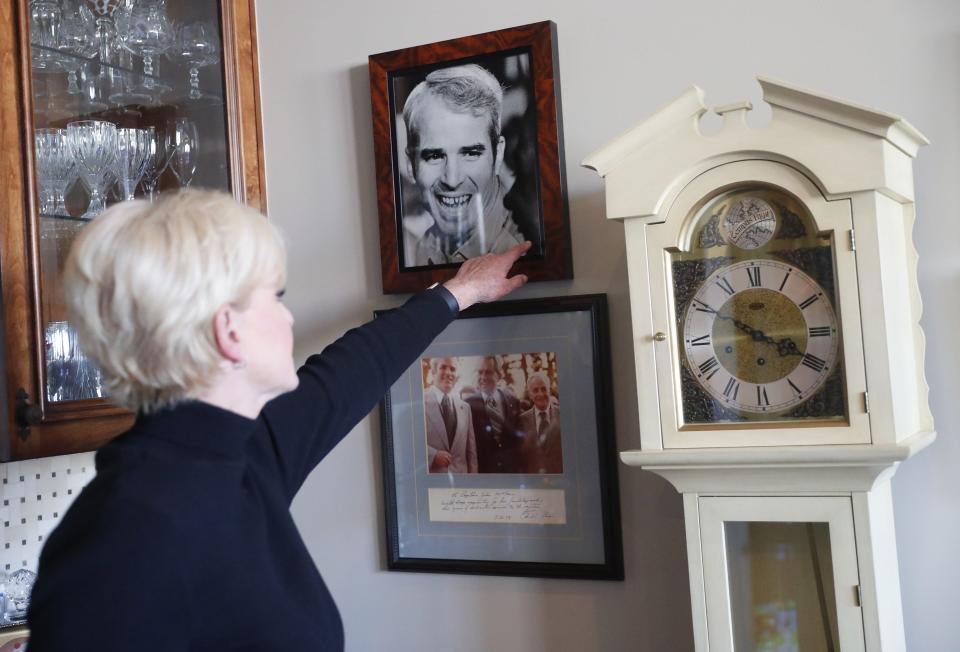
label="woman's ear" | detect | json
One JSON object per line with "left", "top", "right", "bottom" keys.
{"left": 212, "top": 304, "right": 245, "bottom": 366}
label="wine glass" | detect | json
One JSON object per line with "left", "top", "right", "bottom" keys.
{"left": 35, "top": 128, "right": 77, "bottom": 216}
{"left": 29, "top": 0, "right": 62, "bottom": 71}
{"left": 83, "top": 0, "right": 123, "bottom": 106}
{"left": 139, "top": 126, "right": 173, "bottom": 200}
{"left": 66, "top": 120, "right": 118, "bottom": 219}
{"left": 117, "top": 0, "right": 174, "bottom": 96}
{"left": 166, "top": 21, "right": 221, "bottom": 103}
{"left": 166, "top": 118, "right": 199, "bottom": 188}
{"left": 34, "top": 129, "right": 59, "bottom": 214}
{"left": 56, "top": 2, "right": 98, "bottom": 97}
{"left": 114, "top": 127, "right": 152, "bottom": 200}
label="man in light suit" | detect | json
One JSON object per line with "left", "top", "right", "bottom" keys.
{"left": 519, "top": 372, "right": 563, "bottom": 474}
{"left": 465, "top": 356, "right": 523, "bottom": 473}
{"left": 424, "top": 356, "right": 478, "bottom": 473}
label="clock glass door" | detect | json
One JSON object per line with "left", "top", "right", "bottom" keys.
{"left": 699, "top": 496, "right": 865, "bottom": 652}
{"left": 725, "top": 521, "right": 839, "bottom": 651}
{"left": 670, "top": 185, "right": 848, "bottom": 427}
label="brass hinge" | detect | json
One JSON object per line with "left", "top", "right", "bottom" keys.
{"left": 849, "top": 229, "right": 857, "bottom": 252}
{"left": 863, "top": 391, "right": 870, "bottom": 414}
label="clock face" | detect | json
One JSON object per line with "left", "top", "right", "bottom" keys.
{"left": 670, "top": 185, "right": 847, "bottom": 425}
{"left": 682, "top": 259, "right": 839, "bottom": 413}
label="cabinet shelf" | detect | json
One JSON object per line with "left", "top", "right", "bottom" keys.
{"left": 31, "top": 42, "right": 225, "bottom": 105}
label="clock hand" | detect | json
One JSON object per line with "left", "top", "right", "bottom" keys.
{"left": 774, "top": 336, "right": 803, "bottom": 357}
{"left": 715, "top": 313, "right": 803, "bottom": 357}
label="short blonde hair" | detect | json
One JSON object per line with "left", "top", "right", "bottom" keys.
{"left": 64, "top": 189, "right": 287, "bottom": 413}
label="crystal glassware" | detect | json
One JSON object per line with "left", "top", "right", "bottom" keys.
{"left": 114, "top": 126, "right": 153, "bottom": 200}
{"left": 35, "top": 128, "right": 77, "bottom": 216}
{"left": 4, "top": 568, "right": 37, "bottom": 623}
{"left": 67, "top": 120, "right": 118, "bottom": 219}
{"left": 108, "top": 46, "right": 153, "bottom": 107}
{"left": 139, "top": 125, "right": 173, "bottom": 200}
{"left": 166, "top": 20, "right": 221, "bottom": 102}
{"left": 166, "top": 118, "right": 199, "bottom": 188}
{"left": 84, "top": 0, "right": 123, "bottom": 107}
{"left": 34, "top": 130, "right": 57, "bottom": 214}
{"left": 30, "top": 0, "right": 62, "bottom": 71}
{"left": 118, "top": 0, "right": 174, "bottom": 96}
{"left": 56, "top": 1, "right": 98, "bottom": 96}
{"left": 46, "top": 321, "right": 105, "bottom": 402}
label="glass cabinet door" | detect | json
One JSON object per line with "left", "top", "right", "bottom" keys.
{"left": 698, "top": 496, "right": 865, "bottom": 652}
{"left": 31, "top": 0, "right": 232, "bottom": 405}
{"left": 0, "top": 0, "right": 263, "bottom": 459}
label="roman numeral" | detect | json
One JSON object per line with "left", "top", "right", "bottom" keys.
{"left": 689, "top": 334, "right": 711, "bottom": 347}
{"left": 746, "top": 266, "right": 761, "bottom": 288}
{"left": 799, "top": 294, "right": 820, "bottom": 310}
{"left": 723, "top": 377, "right": 740, "bottom": 400}
{"left": 778, "top": 270, "right": 791, "bottom": 292}
{"left": 808, "top": 326, "right": 831, "bottom": 337}
{"left": 698, "top": 356, "right": 720, "bottom": 379}
{"left": 757, "top": 385, "right": 769, "bottom": 406}
{"left": 693, "top": 299, "right": 717, "bottom": 314}
{"left": 801, "top": 353, "right": 827, "bottom": 373}
{"left": 787, "top": 378, "right": 802, "bottom": 395}
{"left": 716, "top": 276, "right": 735, "bottom": 296}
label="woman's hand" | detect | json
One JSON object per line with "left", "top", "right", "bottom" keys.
{"left": 442, "top": 241, "right": 531, "bottom": 310}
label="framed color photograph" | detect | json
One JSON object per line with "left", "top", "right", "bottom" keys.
{"left": 369, "top": 21, "right": 572, "bottom": 294}
{"left": 378, "top": 295, "right": 622, "bottom": 579}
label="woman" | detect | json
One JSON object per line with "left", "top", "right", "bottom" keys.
{"left": 26, "top": 190, "right": 528, "bottom": 650}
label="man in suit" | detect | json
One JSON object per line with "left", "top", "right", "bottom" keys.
{"left": 519, "top": 372, "right": 563, "bottom": 474}
{"left": 424, "top": 356, "right": 478, "bottom": 473}
{"left": 465, "top": 355, "right": 523, "bottom": 473}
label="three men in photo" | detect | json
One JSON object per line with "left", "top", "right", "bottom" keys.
{"left": 424, "top": 355, "right": 562, "bottom": 475}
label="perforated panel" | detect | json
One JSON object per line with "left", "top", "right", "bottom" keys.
{"left": 0, "top": 453, "right": 96, "bottom": 573}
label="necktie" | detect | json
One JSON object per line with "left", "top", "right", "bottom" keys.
{"left": 485, "top": 393, "right": 504, "bottom": 434}
{"left": 537, "top": 410, "right": 548, "bottom": 441}
{"left": 441, "top": 393, "right": 457, "bottom": 447}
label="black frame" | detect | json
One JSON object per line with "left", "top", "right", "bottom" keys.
{"left": 378, "top": 294, "right": 623, "bottom": 579}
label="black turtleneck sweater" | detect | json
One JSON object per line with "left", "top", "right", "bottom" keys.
{"left": 27, "top": 288, "right": 458, "bottom": 651}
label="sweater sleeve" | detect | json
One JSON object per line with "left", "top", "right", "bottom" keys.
{"left": 260, "top": 287, "right": 458, "bottom": 498}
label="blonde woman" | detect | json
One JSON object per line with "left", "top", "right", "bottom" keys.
{"left": 27, "top": 190, "right": 529, "bottom": 651}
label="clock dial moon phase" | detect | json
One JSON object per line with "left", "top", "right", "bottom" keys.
{"left": 682, "top": 259, "right": 839, "bottom": 413}
{"left": 719, "top": 197, "right": 777, "bottom": 249}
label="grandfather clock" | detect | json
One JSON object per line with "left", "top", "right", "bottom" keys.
{"left": 584, "top": 78, "right": 933, "bottom": 651}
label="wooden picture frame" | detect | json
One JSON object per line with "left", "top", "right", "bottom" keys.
{"left": 369, "top": 21, "right": 572, "bottom": 294}
{"left": 377, "top": 295, "right": 622, "bottom": 579}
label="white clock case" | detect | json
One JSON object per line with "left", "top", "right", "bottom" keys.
{"left": 583, "top": 78, "right": 935, "bottom": 652}
{"left": 583, "top": 77, "right": 933, "bottom": 454}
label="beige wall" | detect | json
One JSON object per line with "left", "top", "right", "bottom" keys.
{"left": 255, "top": 1, "right": 960, "bottom": 650}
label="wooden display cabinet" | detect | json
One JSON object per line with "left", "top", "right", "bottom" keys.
{"left": 0, "top": 0, "right": 265, "bottom": 460}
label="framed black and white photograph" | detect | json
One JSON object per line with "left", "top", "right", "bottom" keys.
{"left": 377, "top": 295, "right": 622, "bottom": 579}
{"left": 369, "top": 22, "right": 572, "bottom": 293}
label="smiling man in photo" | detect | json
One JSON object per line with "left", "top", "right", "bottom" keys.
{"left": 401, "top": 64, "right": 524, "bottom": 266}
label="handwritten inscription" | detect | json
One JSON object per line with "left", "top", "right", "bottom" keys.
{"left": 428, "top": 488, "right": 567, "bottom": 525}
